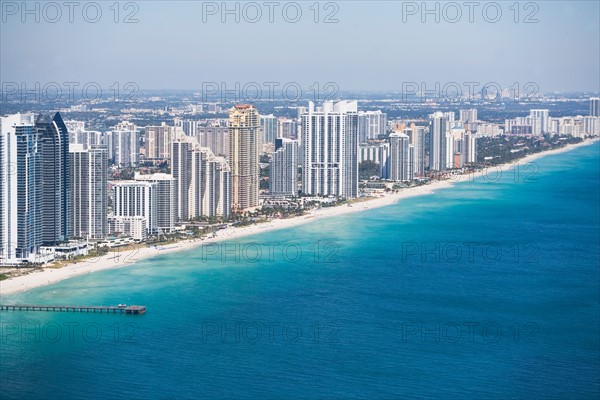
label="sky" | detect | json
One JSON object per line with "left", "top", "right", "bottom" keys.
{"left": 1, "top": 0, "right": 599, "bottom": 93}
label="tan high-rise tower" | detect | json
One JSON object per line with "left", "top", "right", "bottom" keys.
{"left": 228, "top": 104, "right": 260, "bottom": 211}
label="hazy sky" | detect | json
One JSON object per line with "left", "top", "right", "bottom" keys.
{"left": 1, "top": 1, "right": 599, "bottom": 93}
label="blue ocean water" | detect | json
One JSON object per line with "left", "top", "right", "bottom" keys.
{"left": 1, "top": 143, "right": 598, "bottom": 399}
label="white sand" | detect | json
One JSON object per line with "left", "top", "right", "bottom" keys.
{"left": 1, "top": 138, "right": 597, "bottom": 296}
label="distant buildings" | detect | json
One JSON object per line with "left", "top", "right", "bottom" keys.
{"left": 301, "top": 100, "right": 359, "bottom": 198}
{"left": 359, "top": 143, "right": 390, "bottom": 179}
{"left": 459, "top": 109, "right": 478, "bottom": 124}
{"left": 228, "top": 104, "right": 260, "bottom": 210}
{"left": 270, "top": 138, "right": 299, "bottom": 196}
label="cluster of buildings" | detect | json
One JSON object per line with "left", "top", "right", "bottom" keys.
{"left": 2, "top": 98, "right": 599, "bottom": 265}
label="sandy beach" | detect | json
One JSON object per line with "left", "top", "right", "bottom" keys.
{"left": 1, "top": 138, "right": 597, "bottom": 297}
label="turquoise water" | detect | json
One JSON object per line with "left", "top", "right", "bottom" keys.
{"left": 1, "top": 143, "right": 599, "bottom": 399}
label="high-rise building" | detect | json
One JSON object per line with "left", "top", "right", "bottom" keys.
{"left": 429, "top": 112, "right": 449, "bottom": 171}
{"left": 358, "top": 110, "right": 387, "bottom": 143}
{"left": 196, "top": 126, "right": 229, "bottom": 157}
{"left": 270, "top": 138, "right": 299, "bottom": 196}
{"left": 260, "top": 114, "right": 278, "bottom": 144}
{"left": 529, "top": 109, "right": 550, "bottom": 134}
{"left": 464, "top": 132, "right": 478, "bottom": 164}
{"left": 110, "top": 125, "right": 139, "bottom": 166}
{"left": 111, "top": 181, "right": 158, "bottom": 235}
{"left": 278, "top": 118, "right": 297, "bottom": 140}
{"left": 172, "top": 133, "right": 231, "bottom": 219}
{"left": 301, "top": 100, "right": 359, "bottom": 198}
{"left": 590, "top": 98, "right": 600, "bottom": 117}
{"left": 135, "top": 173, "right": 175, "bottom": 233}
{"left": 408, "top": 124, "right": 427, "bottom": 177}
{"left": 459, "top": 109, "right": 478, "bottom": 123}
{"left": 228, "top": 104, "right": 260, "bottom": 210}
{"left": 145, "top": 123, "right": 176, "bottom": 160}
{"left": 388, "top": 132, "right": 411, "bottom": 181}
{"left": 68, "top": 144, "right": 108, "bottom": 240}
{"left": 0, "top": 113, "right": 44, "bottom": 264}
{"left": 36, "top": 112, "right": 69, "bottom": 245}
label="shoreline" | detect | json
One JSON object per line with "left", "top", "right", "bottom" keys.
{"left": 1, "top": 137, "right": 598, "bottom": 297}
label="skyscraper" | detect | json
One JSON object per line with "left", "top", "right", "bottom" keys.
{"left": 145, "top": 123, "right": 176, "bottom": 161}
{"left": 429, "top": 112, "right": 448, "bottom": 171}
{"left": 0, "top": 113, "right": 44, "bottom": 264}
{"left": 270, "top": 138, "right": 299, "bottom": 196}
{"left": 358, "top": 110, "right": 387, "bottom": 143}
{"left": 68, "top": 144, "right": 108, "bottom": 240}
{"left": 408, "top": 124, "right": 426, "bottom": 177}
{"left": 459, "top": 109, "right": 478, "bottom": 123}
{"left": 530, "top": 109, "right": 550, "bottom": 134}
{"left": 301, "top": 100, "right": 359, "bottom": 198}
{"left": 135, "top": 173, "right": 175, "bottom": 233}
{"left": 464, "top": 132, "right": 478, "bottom": 164}
{"left": 590, "top": 97, "right": 600, "bottom": 117}
{"left": 260, "top": 114, "right": 278, "bottom": 144}
{"left": 110, "top": 121, "right": 139, "bottom": 166}
{"left": 112, "top": 181, "right": 158, "bottom": 235}
{"left": 388, "top": 132, "right": 410, "bottom": 181}
{"left": 36, "top": 112, "right": 69, "bottom": 245}
{"left": 172, "top": 133, "right": 231, "bottom": 219}
{"left": 228, "top": 105, "right": 260, "bottom": 211}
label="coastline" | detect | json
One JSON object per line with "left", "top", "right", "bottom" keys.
{"left": 1, "top": 137, "right": 598, "bottom": 297}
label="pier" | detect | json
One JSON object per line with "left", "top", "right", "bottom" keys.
{"left": 0, "top": 304, "right": 146, "bottom": 314}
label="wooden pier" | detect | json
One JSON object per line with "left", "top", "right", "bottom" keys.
{"left": 0, "top": 304, "right": 146, "bottom": 314}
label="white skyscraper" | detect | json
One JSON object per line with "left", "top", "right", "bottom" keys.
{"left": 408, "top": 124, "right": 427, "bottom": 177}
{"left": 68, "top": 144, "right": 108, "bottom": 240}
{"left": 260, "top": 114, "right": 278, "bottom": 144}
{"left": 270, "top": 138, "right": 299, "bottom": 196}
{"left": 459, "top": 109, "right": 478, "bottom": 123}
{"left": 111, "top": 181, "right": 158, "bottom": 235}
{"left": 358, "top": 110, "right": 387, "bottom": 142}
{"left": 301, "top": 100, "right": 359, "bottom": 198}
{"left": 429, "top": 112, "right": 449, "bottom": 171}
{"left": 389, "top": 132, "right": 411, "bottom": 181}
{"left": 529, "top": 109, "right": 550, "bottom": 134}
{"left": 135, "top": 173, "right": 176, "bottom": 233}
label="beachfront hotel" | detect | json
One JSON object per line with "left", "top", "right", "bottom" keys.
{"left": 388, "top": 131, "right": 412, "bottom": 182}
{"left": 301, "top": 100, "right": 359, "bottom": 198}
{"left": 228, "top": 104, "right": 260, "bottom": 210}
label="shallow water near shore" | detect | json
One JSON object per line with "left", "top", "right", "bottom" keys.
{"left": 1, "top": 142, "right": 598, "bottom": 399}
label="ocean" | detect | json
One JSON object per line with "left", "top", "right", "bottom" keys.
{"left": 1, "top": 142, "right": 599, "bottom": 399}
